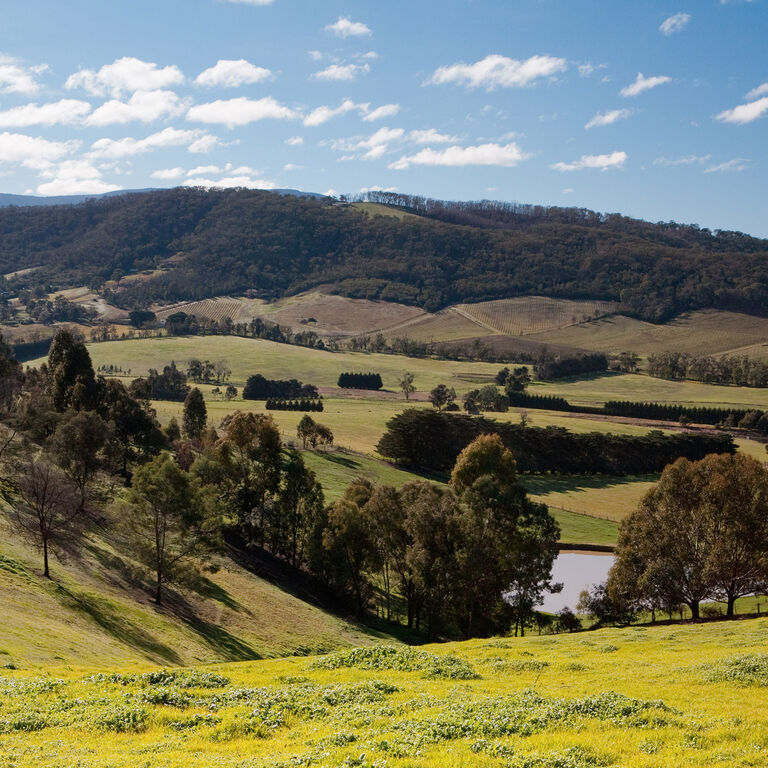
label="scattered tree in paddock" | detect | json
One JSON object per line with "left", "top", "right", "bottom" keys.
{"left": 399, "top": 371, "right": 416, "bottom": 400}
{"left": 116, "top": 453, "right": 222, "bottom": 605}
{"left": 429, "top": 383, "right": 456, "bottom": 411}
{"left": 183, "top": 388, "right": 207, "bottom": 440}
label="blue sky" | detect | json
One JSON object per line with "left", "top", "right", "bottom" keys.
{"left": 1, "top": 0, "right": 766, "bottom": 235}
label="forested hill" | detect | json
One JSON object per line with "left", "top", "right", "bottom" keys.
{"left": 1, "top": 187, "right": 766, "bottom": 322}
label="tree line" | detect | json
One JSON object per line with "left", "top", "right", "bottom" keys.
{"left": 376, "top": 409, "right": 735, "bottom": 474}
{"left": 581, "top": 454, "right": 768, "bottom": 622}
{"left": 242, "top": 374, "right": 319, "bottom": 400}
{"left": 3, "top": 187, "right": 768, "bottom": 322}
{"left": 266, "top": 398, "right": 324, "bottom": 412}
{"left": 310, "top": 434, "right": 560, "bottom": 637}
{"left": 337, "top": 372, "right": 383, "bottom": 390}
{"left": 647, "top": 351, "right": 768, "bottom": 388}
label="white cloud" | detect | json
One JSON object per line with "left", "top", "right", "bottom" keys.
{"left": 746, "top": 82, "right": 768, "bottom": 99}
{"left": 329, "top": 127, "right": 405, "bottom": 160}
{"left": 359, "top": 185, "right": 399, "bottom": 193}
{"left": 653, "top": 154, "right": 711, "bottom": 166}
{"left": 561, "top": 187, "right": 575, "bottom": 194}
{"left": 188, "top": 134, "right": 226, "bottom": 153}
{"left": 428, "top": 54, "right": 567, "bottom": 90}
{"left": 89, "top": 127, "right": 209, "bottom": 159}
{"left": 283, "top": 163, "right": 303, "bottom": 171}
{"left": 183, "top": 175, "right": 276, "bottom": 189}
{"left": 0, "top": 99, "right": 91, "bottom": 127}
{"left": 716, "top": 96, "right": 768, "bottom": 124}
{"left": 86, "top": 90, "right": 187, "bottom": 126}
{"left": 36, "top": 159, "right": 120, "bottom": 195}
{"left": 187, "top": 165, "right": 220, "bottom": 176}
{"left": 362, "top": 103, "right": 399, "bottom": 122}
{"left": 66, "top": 56, "right": 184, "bottom": 98}
{"left": 407, "top": 128, "right": 458, "bottom": 144}
{"left": 311, "top": 63, "right": 370, "bottom": 82}
{"left": 195, "top": 59, "right": 271, "bottom": 88}
{"left": 187, "top": 96, "right": 299, "bottom": 127}
{"left": 659, "top": 12, "right": 691, "bottom": 35}
{"left": 0, "top": 131, "right": 76, "bottom": 169}
{"left": 285, "top": 136, "right": 303, "bottom": 145}
{"left": 389, "top": 142, "right": 529, "bottom": 170}
{"left": 0, "top": 53, "right": 45, "bottom": 94}
{"left": 584, "top": 108, "right": 633, "bottom": 129}
{"left": 703, "top": 158, "right": 749, "bottom": 173}
{"left": 578, "top": 63, "right": 595, "bottom": 78}
{"left": 551, "top": 150, "right": 627, "bottom": 172}
{"left": 325, "top": 17, "right": 372, "bottom": 38}
{"left": 304, "top": 99, "right": 361, "bottom": 127}
{"left": 151, "top": 167, "right": 185, "bottom": 180}
{"left": 308, "top": 50, "right": 323, "bottom": 62}
{"left": 620, "top": 72, "right": 671, "bottom": 97}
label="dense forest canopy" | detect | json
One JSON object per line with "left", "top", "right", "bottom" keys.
{"left": 1, "top": 187, "right": 767, "bottom": 322}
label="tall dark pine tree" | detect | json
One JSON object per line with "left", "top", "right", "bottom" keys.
{"left": 183, "top": 387, "right": 207, "bottom": 440}
{"left": 47, "top": 330, "right": 99, "bottom": 412}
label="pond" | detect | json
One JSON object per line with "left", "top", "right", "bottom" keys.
{"left": 539, "top": 552, "right": 615, "bottom": 614}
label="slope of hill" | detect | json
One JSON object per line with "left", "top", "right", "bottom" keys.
{"left": 1, "top": 187, "right": 767, "bottom": 322}
{"left": 0, "top": 515, "right": 387, "bottom": 670}
{"left": 2, "top": 619, "right": 767, "bottom": 767}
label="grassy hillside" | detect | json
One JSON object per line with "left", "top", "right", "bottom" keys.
{"left": 454, "top": 296, "right": 620, "bottom": 336}
{"left": 531, "top": 309, "right": 768, "bottom": 358}
{"left": 2, "top": 619, "right": 767, "bottom": 766}
{"left": 0, "top": 516, "right": 390, "bottom": 671}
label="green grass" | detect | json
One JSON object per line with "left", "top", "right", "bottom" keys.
{"left": 549, "top": 508, "right": 620, "bottom": 546}
{"left": 299, "top": 449, "right": 440, "bottom": 501}
{"left": 2, "top": 619, "right": 768, "bottom": 766}
{"left": 523, "top": 475, "right": 658, "bottom": 522}
{"left": 0, "top": 516, "right": 390, "bottom": 671}
{"left": 536, "top": 370, "right": 768, "bottom": 410}
{"left": 74, "top": 335, "right": 507, "bottom": 392}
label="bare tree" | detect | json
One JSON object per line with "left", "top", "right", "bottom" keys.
{"left": 10, "top": 459, "right": 83, "bottom": 578}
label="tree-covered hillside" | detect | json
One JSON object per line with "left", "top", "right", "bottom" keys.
{"left": 1, "top": 187, "right": 767, "bottom": 322}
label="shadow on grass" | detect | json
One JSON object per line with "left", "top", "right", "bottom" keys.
{"left": 320, "top": 453, "right": 362, "bottom": 470}
{"left": 521, "top": 473, "right": 658, "bottom": 497}
{"left": 170, "top": 593, "right": 260, "bottom": 661}
{"left": 54, "top": 585, "right": 184, "bottom": 665}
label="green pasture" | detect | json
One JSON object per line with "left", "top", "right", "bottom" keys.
{"left": 77, "top": 336, "right": 504, "bottom": 392}
{"left": 2, "top": 619, "right": 768, "bottom": 767}
{"left": 536, "top": 370, "right": 768, "bottom": 410}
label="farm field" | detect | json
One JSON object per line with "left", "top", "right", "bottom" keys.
{"left": 152, "top": 292, "right": 428, "bottom": 337}
{"left": 382, "top": 307, "right": 489, "bottom": 341}
{"left": 531, "top": 309, "right": 768, "bottom": 358}
{"left": 2, "top": 620, "right": 767, "bottom": 767}
{"left": 535, "top": 371, "right": 768, "bottom": 410}
{"left": 454, "top": 296, "right": 620, "bottom": 336}
{"left": 78, "top": 335, "right": 507, "bottom": 392}
{"left": 523, "top": 475, "right": 658, "bottom": 522}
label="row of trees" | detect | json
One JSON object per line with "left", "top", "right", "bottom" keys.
{"left": 337, "top": 372, "right": 383, "bottom": 390}
{"left": 266, "top": 398, "right": 324, "bottom": 411}
{"left": 599, "top": 454, "right": 768, "bottom": 620}
{"left": 242, "top": 374, "right": 319, "bottom": 400}
{"left": 162, "top": 311, "right": 328, "bottom": 350}
{"left": 533, "top": 353, "right": 608, "bottom": 381}
{"left": 312, "top": 435, "right": 560, "bottom": 636}
{"left": 647, "top": 351, "right": 768, "bottom": 389}
{"left": 376, "top": 409, "right": 736, "bottom": 474}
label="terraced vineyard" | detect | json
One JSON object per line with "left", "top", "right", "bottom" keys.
{"left": 455, "top": 296, "right": 621, "bottom": 336}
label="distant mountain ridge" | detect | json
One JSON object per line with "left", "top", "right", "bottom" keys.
{"left": 0, "top": 187, "right": 324, "bottom": 208}
{"left": 0, "top": 186, "right": 766, "bottom": 322}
